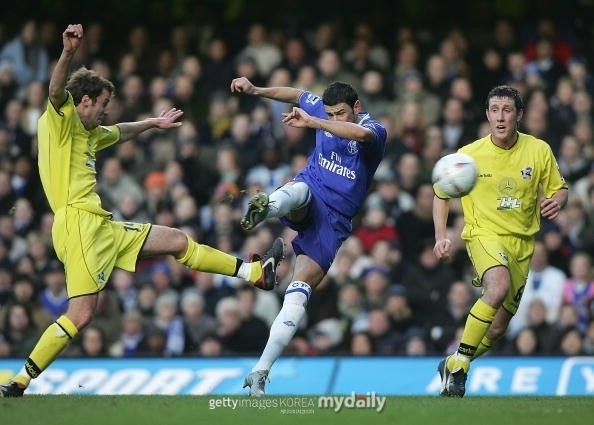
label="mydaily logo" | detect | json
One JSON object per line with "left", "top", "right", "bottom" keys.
{"left": 318, "top": 392, "right": 386, "bottom": 412}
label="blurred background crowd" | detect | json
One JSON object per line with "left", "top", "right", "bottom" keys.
{"left": 1, "top": 0, "right": 594, "bottom": 360}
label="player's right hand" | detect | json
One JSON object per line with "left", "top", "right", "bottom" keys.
{"left": 230, "top": 77, "right": 254, "bottom": 94}
{"left": 63, "top": 24, "right": 83, "bottom": 52}
{"left": 433, "top": 238, "right": 451, "bottom": 261}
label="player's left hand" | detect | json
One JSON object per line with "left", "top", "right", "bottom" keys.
{"left": 155, "top": 108, "right": 184, "bottom": 129}
{"left": 541, "top": 197, "right": 561, "bottom": 219}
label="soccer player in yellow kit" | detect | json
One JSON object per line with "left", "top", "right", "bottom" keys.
{"left": 0, "top": 24, "right": 283, "bottom": 397}
{"left": 433, "top": 85, "right": 568, "bottom": 397}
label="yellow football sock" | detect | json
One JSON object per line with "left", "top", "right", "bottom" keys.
{"left": 178, "top": 236, "right": 237, "bottom": 274}
{"left": 177, "top": 236, "right": 263, "bottom": 283}
{"left": 14, "top": 315, "right": 78, "bottom": 387}
{"left": 448, "top": 298, "right": 497, "bottom": 372}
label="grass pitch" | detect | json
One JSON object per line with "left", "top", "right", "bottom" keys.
{"left": 1, "top": 395, "right": 592, "bottom": 425}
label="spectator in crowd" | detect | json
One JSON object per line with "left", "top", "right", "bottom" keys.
{"left": 201, "top": 37, "right": 235, "bottom": 101}
{"left": 393, "top": 151, "right": 424, "bottom": 198}
{"left": 348, "top": 330, "right": 375, "bottom": 355}
{"left": 504, "top": 327, "right": 541, "bottom": 356}
{"left": 0, "top": 20, "right": 49, "bottom": 89}
{"left": 307, "top": 317, "right": 345, "bottom": 354}
{"left": 353, "top": 204, "right": 398, "bottom": 255}
{"left": 38, "top": 261, "right": 68, "bottom": 319}
{"left": 362, "top": 307, "right": 405, "bottom": 355}
{"left": 555, "top": 326, "right": 585, "bottom": 356}
{"left": 556, "top": 135, "right": 590, "bottom": 184}
{"left": 561, "top": 251, "right": 594, "bottom": 333}
{"left": 88, "top": 289, "right": 123, "bottom": 347}
{"left": 179, "top": 288, "right": 217, "bottom": 353}
{"left": 97, "top": 156, "right": 145, "bottom": 211}
{"left": 384, "top": 284, "right": 416, "bottom": 337}
{"left": 522, "top": 298, "right": 558, "bottom": 354}
{"left": 1, "top": 274, "right": 53, "bottom": 331}
{"left": 360, "top": 265, "right": 391, "bottom": 311}
{"left": 396, "top": 183, "right": 435, "bottom": 265}
{"left": 20, "top": 80, "right": 46, "bottom": 137}
{"left": 198, "top": 333, "right": 228, "bottom": 357}
{"left": 1, "top": 302, "right": 39, "bottom": 357}
{"left": 109, "top": 308, "right": 146, "bottom": 357}
{"left": 424, "top": 54, "right": 451, "bottom": 104}
{"left": 137, "top": 325, "right": 168, "bottom": 357}
{"left": 429, "top": 280, "right": 475, "bottom": 354}
{"left": 364, "top": 171, "right": 414, "bottom": 223}
{"left": 403, "top": 238, "right": 457, "bottom": 327}
{"left": 150, "top": 291, "right": 185, "bottom": 356}
{"left": 336, "top": 281, "right": 367, "bottom": 331}
{"left": 238, "top": 23, "right": 282, "bottom": 79}
{"left": 68, "top": 325, "right": 108, "bottom": 357}
{"left": 403, "top": 330, "right": 431, "bottom": 356}
{"left": 215, "top": 295, "right": 268, "bottom": 355}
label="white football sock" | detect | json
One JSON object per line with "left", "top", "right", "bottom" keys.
{"left": 252, "top": 281, "right": 311, "bottom": 372}
{"left": 266, "top": 181, "right": 311, "bottom": 218}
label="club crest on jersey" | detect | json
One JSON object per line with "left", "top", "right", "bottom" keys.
{"left": 347, "top": 140, "right": 358, "bottom": 154}
{"left": 520, "top": 166, "right": 533, "bottom": 180}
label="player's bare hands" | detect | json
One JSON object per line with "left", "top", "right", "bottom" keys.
{"left": 230, "top": 77, "right": 254, "bottom": 94}
{"left": 281, "top": 107, "right": 312, "bottom": 128}
{"left": 155, "top": 108, "right": 183, "bottom": 129}
{"left": 541, "top": 197, "right": 561, "bottom": 220}
{"left": 63, "top": 24, "right": 83, "bottom": 53}
{"left": 433, "top": 238, "right": 452, "bottom": 261}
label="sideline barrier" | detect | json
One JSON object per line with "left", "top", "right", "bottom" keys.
{"left": 1, "top": 356, "right": 593, "bottom": 395}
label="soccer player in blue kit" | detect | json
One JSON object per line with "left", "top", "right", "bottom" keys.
{"left": 230, "top": 76, "right": 387, "bottom": 396}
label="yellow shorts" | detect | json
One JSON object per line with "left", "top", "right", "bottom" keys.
{"left": 465, "top": 235, "right": 534, "bottom": 315}
{"left": 52, "top": 206, "right": 151, "bottom": 298}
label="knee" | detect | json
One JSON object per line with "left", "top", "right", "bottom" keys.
{"left": 165, "top": 227, "right": 189, "bottom": 255}
{"left": 484, "top": 281, "right": 510, "bottom": 305}
{"left": 172, "top": 228, "right": 189, "bottom": 252}
{"left": 66, "top": 310, "right": 94, "bottom": 330}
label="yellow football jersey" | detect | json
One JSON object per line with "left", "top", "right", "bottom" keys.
{"left": 434, "top": 132, "right": 567, "bottom": 239}
{"left": 37, "top": 93, "right": 120, "bottom": 216}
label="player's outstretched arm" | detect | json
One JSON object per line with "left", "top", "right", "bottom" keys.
{"left": 116, "top": 108, "right": 184, "bottom": 143}
{"left": 230, "top": 76, "right": 302, "bottom": 104}
{"left": 48, "top": 24, "right": 83, "bottom": 108}
{"left": 282, "top": 107, "right": 375, "bottom": 143}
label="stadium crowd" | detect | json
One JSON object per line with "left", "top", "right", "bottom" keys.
{"left": 1, "top": 9, "right": 594, "bottom": 360}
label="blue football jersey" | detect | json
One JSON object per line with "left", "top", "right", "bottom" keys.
{"left": 294, "top": 91, "right": 387, "bottom": 218}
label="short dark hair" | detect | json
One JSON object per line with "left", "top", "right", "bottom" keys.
{"left": 485, "top": 85, "right": 524, "bottom": 112}
{"left": 66, "top": 66, "right": 115, "bottom": 106}
{"left": 322, "top": 81, "right": 358, "bottom": 108}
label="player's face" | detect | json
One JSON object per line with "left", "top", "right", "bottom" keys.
{"left": 324, "top": 102, "right": 355, "bottom": 122}
{"left": 80, "top": 89, "right": 111, "bottom": 129}
{"left": 486, "top": 96, "right": 523, "bottom": 143}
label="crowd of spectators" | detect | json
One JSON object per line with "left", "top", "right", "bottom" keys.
{"left": 1, "top": 13, "right": 594, "bottom": 360}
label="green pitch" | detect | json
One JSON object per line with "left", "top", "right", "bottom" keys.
{"left": 1, "top": 395, "right": 593, "bottom": 425}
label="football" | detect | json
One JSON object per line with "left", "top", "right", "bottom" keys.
{"left": 432, "top": 153, "right": 478, "bottom": 198}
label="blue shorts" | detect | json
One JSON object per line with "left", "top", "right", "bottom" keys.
{"left": 280, "top": 193, "right": 352, "bottom": 272}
